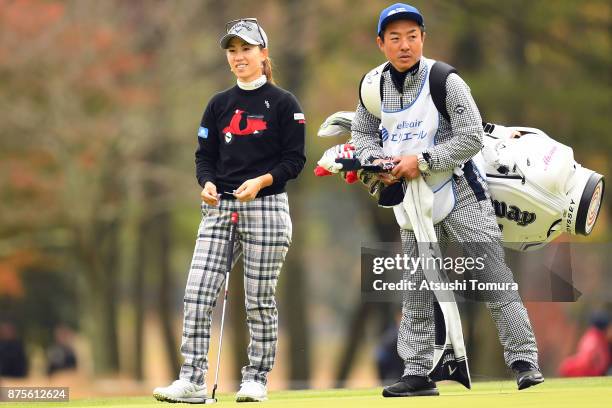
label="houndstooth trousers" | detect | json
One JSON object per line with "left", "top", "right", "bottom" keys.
{"left": 179, "top": 193, "right": 292, "bottom": 386}
{"left": 398, "top": 176, "right": 540, "bottom": 376}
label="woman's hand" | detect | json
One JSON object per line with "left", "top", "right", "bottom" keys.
{"left": 201, "top": 182, "right": 219, "bottom": 206}
{"left": 234, "top": 174, "right": 273, "bottom": 202}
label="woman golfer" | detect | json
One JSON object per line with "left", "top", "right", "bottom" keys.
{"left": 154, "top": 18, "right": 306, "bottom": 403}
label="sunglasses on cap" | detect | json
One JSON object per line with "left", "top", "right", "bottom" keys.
{"left": 224, "top": 18, "right": 266, "bottom": 49}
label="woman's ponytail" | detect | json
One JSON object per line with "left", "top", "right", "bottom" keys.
{"left": 262, "top": 56, "right": 274, "bottom": 84}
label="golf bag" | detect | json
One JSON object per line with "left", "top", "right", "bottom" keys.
{"left": 316, "top": 112, "right": 605, "bottom": 251}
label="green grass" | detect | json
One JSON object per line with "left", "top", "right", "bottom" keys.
{"left": 1, "top": 378, "right": 610, "bottom": 408}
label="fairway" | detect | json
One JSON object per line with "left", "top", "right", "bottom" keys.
{"left": 1, "top": 378, "right": 610, "bottom": 408}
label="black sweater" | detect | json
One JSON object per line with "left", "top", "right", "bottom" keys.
{"left": 195, "top": 82, "right": 306, "bottom": 197}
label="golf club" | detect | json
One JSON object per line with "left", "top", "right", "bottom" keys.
{"left": 204, "top": 211, "right": 239, "bottom": 404}
{"left": 334, "top": 157, "right": 395, "bottom": 172}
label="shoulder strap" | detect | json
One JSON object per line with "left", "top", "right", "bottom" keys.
{"left": 359, "top": 62, "right": 390, "bottom": 119}
{"left": 359, "top": 60, "right": 459, "bottom": 122}
{"left": 429, "top": 61, "right": 457, "bottom": 123}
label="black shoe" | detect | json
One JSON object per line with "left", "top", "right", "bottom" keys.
{"left": 382, "top": 375, "right": 439, "bottom": 397}
{"left": 511, "top": 360, "right": 545, "bottom": 390}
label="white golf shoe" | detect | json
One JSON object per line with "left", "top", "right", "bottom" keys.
{"left": 153, "top": 379, "right": 207, "bottom": 403}
{"left": 236, "top": 381, "right": 268, "bottom": 402}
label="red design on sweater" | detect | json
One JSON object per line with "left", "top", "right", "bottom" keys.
{"left": 223, "top": 109, "right": 267, "bottom": 136}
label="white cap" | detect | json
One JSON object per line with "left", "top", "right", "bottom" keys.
{"left": 220, "top": 20, "right": 268, "bottom": 49}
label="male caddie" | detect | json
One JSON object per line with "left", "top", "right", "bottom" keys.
{"left": 351, "top": 3, "right": 544, "bottom": 397}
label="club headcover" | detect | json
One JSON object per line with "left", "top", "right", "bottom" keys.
{"left": 378, "top": 181, "right": 405, "bottom": 207}
{"left": 344, "top": 171, "right": 358, "bottom": 184}
{"left": 314, "top": 166, "right": 333, "bottom": 177}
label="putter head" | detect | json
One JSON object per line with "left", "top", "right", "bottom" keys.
{"left": 204, "top": 397, "right": 217, "bottom": 404}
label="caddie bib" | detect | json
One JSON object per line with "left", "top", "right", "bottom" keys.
{"left": 380, "top": 57, "right": 456, "bottom": 229}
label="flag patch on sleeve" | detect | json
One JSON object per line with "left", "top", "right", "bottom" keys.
{"left": 198, "top": 126, "right": 208, "bottom": 138}
{"left": 294, "top": 113, "right": 306, "bottom": 124}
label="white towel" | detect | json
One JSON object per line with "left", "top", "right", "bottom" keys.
{"left": 403, "top": 176, "right": 472, "bottom": 389}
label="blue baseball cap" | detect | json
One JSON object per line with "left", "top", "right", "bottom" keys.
{"left": 377, "top": 3, "right": 424, "bottom": 36}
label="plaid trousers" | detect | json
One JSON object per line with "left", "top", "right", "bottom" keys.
{"left": 397, "top": 176, "right": 540, "bottom": 376}
{"left": 179, "top": 193, "right": 292, "bottom": 386}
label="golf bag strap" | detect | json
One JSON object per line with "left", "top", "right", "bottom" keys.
{"left": 359, "top": 62, "right": 390, "bottom": 119}
{"left": 359, "top": 60, "right": 457, "bottom": 122}
{"left": 429, "top": 61, "right": 457, "bottom": 123}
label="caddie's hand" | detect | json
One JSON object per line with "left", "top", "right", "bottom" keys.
{"left": 201, "top": 182, "right": 219, "bottom": 206}
{"left": 373, "top": 158, "right": 399, "bottom": 185}
{"left": 234, "top": 177, "right": 264, "bottom": 202}
{"left": 391, "top": 155, "right": 420, "bottom": 180}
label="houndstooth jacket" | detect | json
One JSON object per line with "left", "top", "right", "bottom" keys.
{"left": 351, "top": 57, "right": 488, "bottom": 202}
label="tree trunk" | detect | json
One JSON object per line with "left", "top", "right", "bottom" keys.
{"left": 156, "top": 210, "right": 182, "bottom": 375}
{"left": 132, "top": 217, "right": 148, "bottom": 380}
{"left": 276, "top": 0, "right": 312, "bottom": 389}
{"left": 280, "top": 252, "right": 311, "bottom": 388}
{"left": 80, "top": 219, "right": 121, "bottom": 375}
{"left": 101, "top": 219, "right": 121, "bottom": 373}
{"left": 334, "top": 205, "right": 397, "bottom": 386}
{"left": 334, "top": 302, "right": 370, "bottom": 388}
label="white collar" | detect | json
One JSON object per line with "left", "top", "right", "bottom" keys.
{"left": 237, "top": 75, "right": 267, "bottom": 90}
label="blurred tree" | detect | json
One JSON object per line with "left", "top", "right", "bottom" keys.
{"left": 0, "top": 0, "right": 608, "bottom": 385}
{"left": 1, "top": 0, "right": 165, "bottom": 375}
{"left": 273, "top": 0, "right": 313, "bottom": 389}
